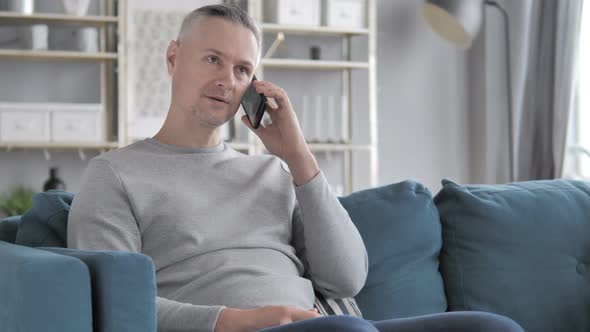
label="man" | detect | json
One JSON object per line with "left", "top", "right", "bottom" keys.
{"left": 68, "top": 4, "right": 523, "bottom": 332}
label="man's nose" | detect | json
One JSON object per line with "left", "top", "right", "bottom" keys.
{"left": 215, "top": 68, "right": 236, "bottom": 90}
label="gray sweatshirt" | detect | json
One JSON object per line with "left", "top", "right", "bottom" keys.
{"left": 67, "top": 138, "right": 368, "bottom": 332}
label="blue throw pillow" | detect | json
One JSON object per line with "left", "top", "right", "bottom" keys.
{"left": 15, "top": 190, "right": 73, "bottom": 247}
{"left": 339, "top": 181, "right": 447, "bottom": 320}
{"left": 0, "top": 216, "right": 21, "bottom": 243}
{"left": 434, "top": 179, "right": 590, "bottom": 332}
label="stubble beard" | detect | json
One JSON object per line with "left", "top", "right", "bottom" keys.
{"left": 190, "top": 104, "right": 235, "bottom": 129}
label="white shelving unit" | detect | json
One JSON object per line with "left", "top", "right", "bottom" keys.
{"left": 0, "top": 0, "right": 121, "bottom": 152}
{"left": 247, "top": 0, "right": 378, "bottom": 193}
{"left": 0, "top": 0, "right": 378, "bottom": 193}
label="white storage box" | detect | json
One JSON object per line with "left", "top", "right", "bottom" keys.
{"left": 264, "top": 0, "right": 321, "bottom": 26}
{"left": 50, "top": 103, "right": 104, "bottom": 142}
{"left": 323, "top": 0, "right": 366, "bottom": 28}
{"left": 0, "top": 103, "right": 51, "bottom": 142}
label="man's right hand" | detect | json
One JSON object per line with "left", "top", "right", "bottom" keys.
{"left": 215, "top": 305, "right": 322, "bottom": 332}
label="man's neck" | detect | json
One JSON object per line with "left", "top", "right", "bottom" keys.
{"left": 153, "top": 119, "right": 221, "bottom": 149}
{"left": 152, "top": 132, "right": 221, "bottom": 149}
{"left": 154, "top": 104, "right": 227, "bottom": 148}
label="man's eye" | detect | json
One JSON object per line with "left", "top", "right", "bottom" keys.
{"left": 239, "top": 66, "right": 249, "bottom": 74}
{"left": 207, "top": 56, "right": 218, "bottom": 63}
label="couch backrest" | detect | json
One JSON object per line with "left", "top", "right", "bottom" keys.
{"left": 435, "top": 178, "right": 590, "bottom": 332}
{"left": 339, "top": 180, "right": 447, "bottom": 320}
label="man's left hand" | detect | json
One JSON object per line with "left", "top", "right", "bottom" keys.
{"left": 241, "top": 80, "right": 319, "bottom": 185}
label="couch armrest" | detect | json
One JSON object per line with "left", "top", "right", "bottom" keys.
{"left": 0, "top": 241, "right": 92, "bottom": 332}
{"left": 42, "top": 247, "right": 157, "bottom": 332}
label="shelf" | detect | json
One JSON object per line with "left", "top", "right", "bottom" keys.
{"left": 261, "top": 59, "right": 369, "bottom": 70}
{"left": 0, "top": 142, "right": 119, "bottom": 150}
{"left": 0, "top": 49, "right": 118, "bottom": 61}
{"left": 261, "top": 23, "right": 369, "bottom": 36}
{"left": 0, "top": 11, "right": 118, "bottom": 26}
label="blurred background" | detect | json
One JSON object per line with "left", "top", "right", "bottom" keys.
{"left": 0, "top": 0, "right": 587, "bottom": 217}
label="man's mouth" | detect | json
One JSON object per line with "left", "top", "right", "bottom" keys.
{"left": 206, "top": 96, "right": 230, "bottom": 104}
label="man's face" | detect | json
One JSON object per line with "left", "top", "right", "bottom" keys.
{"left": 167, "top": 16, "right": 259, "bottom": 128}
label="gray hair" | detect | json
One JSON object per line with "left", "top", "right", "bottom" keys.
{"left": 177, "top": 4, "right": 262, "bottom": 51}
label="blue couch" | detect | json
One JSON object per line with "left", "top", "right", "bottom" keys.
{"left": 1, "top": 179, "right": 589, "bottom": 331}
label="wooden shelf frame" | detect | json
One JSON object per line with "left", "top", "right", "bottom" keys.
{"left": 0, "top": 11, "right": 118, "bottom": 26}
{"left": 260, "top": 23, "right": 369, "bottom": 36}
{"left": 0, "top": 49, "right": 117, "bottom": 61}
{"left": 261, "top": 58, "right": 369, "bottom": 70}
{"left": 0, "top": 141, "right": 119, "bottom": 150}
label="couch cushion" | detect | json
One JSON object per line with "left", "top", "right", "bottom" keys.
{"left": 0, "top": 215, "right": 21, "bottom": 243}
{"left": 41, "top": 247, "right": 157, "bottom": 332}
{"left": 15, "top": 190, "right": 73, "bottom": 247}
{"left": 434, "top": 179, "right": 590, "bottom": 332}
{"left": 339, "top": 181, "right": 447, "bottom": 320}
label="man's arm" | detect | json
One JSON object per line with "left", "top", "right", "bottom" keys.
{"left": 67, "top": 159, "right": 224, "bottom": 332}
{"left": 289, "top": 153, "right": 369, "bottom": 299}
{"left": 241, "top": 79, "right": 367, "bottom": 299}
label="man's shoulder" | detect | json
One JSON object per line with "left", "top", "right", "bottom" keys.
{"left": 89, "top": 140, "right": 148, "bottom": 168}
{"left": 243, "top": 154, "right": 292, "bottom": 177}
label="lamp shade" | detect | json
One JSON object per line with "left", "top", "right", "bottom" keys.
{"left": 421, "top": 0, "right": 484, "bottom": 49}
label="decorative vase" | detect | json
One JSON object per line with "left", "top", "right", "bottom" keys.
{"left": 43, "top": 167, "right": 66, "bottom": 191}
{"left": 8, "top": 0, "right": 35, "bottom": 14}
{"left": 78, "top": 27, "right": 98, "bottom": 52}
{"left": 19, "top": 24, "right": 48, "bottom": 50}
{"left": 61, "top": 0, "right": 90, "bottom": 16}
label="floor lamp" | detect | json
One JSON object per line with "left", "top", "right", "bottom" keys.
{"left": 421, "top": 0, "right": 515, "bottom": 181}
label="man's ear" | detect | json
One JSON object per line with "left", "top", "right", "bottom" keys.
{"left": 166, "top": 40, "right": 179, "bottom": 75}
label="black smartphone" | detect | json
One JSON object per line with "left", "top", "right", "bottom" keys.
{"left": 241, "top": 75, "right": 267, "bottom": 129}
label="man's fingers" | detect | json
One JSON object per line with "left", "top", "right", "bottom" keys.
{"left": 241, "top": 115, "right": 253, "bottom": 129}
{"left": 266, "top": 98, "right": 279, "bottom": 110}
{"left": 291, "top": 308, "right": 321, "bottom": 321}
{"left": 254, "top": 81, "right": 288, "bottom": 106}
{"left": 242, "top": 115, "right": 273, "bottom": 142}
{"left": 260, "top": 89, "right": 287, "bottom": 106}
{"left": 241, "top": 115, "right": 265, "bottom": 131}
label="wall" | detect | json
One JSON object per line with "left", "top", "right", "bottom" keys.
{"left": 0, "top": 0, "right": 473, "bottom": 198}
{"left": 376, "top": 0, "right": 471, "bottom": 192}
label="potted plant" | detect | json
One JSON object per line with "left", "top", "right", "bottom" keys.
{"left": 0, "top": 186, "right": 36, "bottom": 218}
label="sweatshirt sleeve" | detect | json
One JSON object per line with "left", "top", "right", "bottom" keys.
{"left": 67, "top": 158, "right": 225, "bottom": 332}
{"left": 290, "top": 171, "right": 368, "bottom": 299}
